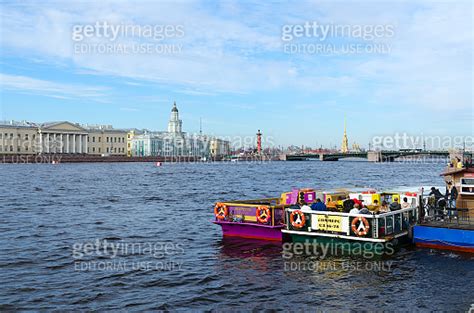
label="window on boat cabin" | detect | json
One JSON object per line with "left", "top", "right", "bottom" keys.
{"left": 461, "top": 178, "right": 474, "bottom": 185}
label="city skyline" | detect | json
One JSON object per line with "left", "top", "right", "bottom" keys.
{"left": 0, "top": 1, "right": 472, "bottom": 148}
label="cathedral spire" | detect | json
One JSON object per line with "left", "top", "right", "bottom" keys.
{"left": 341, "top": 117, "right": 349, "bottom": 153}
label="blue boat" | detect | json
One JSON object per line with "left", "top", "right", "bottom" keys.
{"left": 414, "top": 224, "right": 474, "bottom": 253}
{"left": 414, "top": 152, "right": 474, "bottom": 253}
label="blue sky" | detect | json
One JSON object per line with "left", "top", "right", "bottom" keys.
{"left": 0, "top": 0, "right": 472, "bottom": 148}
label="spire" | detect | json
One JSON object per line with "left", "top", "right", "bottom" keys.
{"left": 172, "top": 101, "right": 178, "bottom": 112}
{"left": 168, "top": 101, "right": 182, "bottom": 133}
{"left": 341, "top": 117, "right": 349, "bottom": 153}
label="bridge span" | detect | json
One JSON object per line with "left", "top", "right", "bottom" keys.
{"left": 283, "top": 150, "right": 450, "bottom": 162}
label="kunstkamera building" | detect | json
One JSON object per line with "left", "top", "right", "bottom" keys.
{"left": 131, "top": 102, "right": 230, "bottom": 158}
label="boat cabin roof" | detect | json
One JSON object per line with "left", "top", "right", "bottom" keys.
{"left": 440, "top": 167, "right": 474, "bottom": 177}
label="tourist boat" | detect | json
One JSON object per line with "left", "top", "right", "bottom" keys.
{"left": 414, "top": 151, "right": 474, "bottom": 253}
{"left": 281, "top": 191, "right": 419, "bottom": 252}
{"left": 213, "top": 188, "right": 316, "bottom": 241}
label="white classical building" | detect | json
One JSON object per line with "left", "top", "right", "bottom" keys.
{"left": 0, "top": 120, "right": 127, "bottom": 155}
{"left": 38, "top": 122, "right": 89, "bottom": 154}
{"left": 131, "top": 102, "right": 230, "bottom": 157}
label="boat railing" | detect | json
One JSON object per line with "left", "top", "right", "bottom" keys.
{"left": 222, "top": 197, "right": 281, "bottom": 206}
{"left": 419, "top": 191, "right": 472, "bottom": 225}
{"left": 374, "top": 207, "right": 418, "bottom": 238}
{"left": 284, "top": 206, "right": 418, "bottom": 239}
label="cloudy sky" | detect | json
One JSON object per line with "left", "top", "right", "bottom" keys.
{"left": 0, "top": 0, "right": 472, "bottom": 148}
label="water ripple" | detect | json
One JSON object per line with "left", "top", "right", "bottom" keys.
{"left": 0, "top": 161, "right": 472, "bottom": 310}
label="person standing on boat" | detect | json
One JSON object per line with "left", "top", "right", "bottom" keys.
{"left": 429, "top": 187, "right": 444, "bottom": 201}
{"left": 446, "top": 182, "right": 458, "bottom": 209}
{"left": 390, "top": 199, "right": 401, "bottom": 211}
{"left": 310, "top": 198, "right": 327, "bottom": 211}
{"left": 371, "top": 199, "right": 380, "bottom": 211}
{"left": 350, "top": 203, "right": 360, "bottom": 214}
{"left": 352, "top": 198, "right": 364, "bottom": 208}
{"left": 358, "top": 206, "right": 370, "bottom": 214}
{"left": 343, "top": 199, "right": 355, "bottom": 213}
{"left": 379, "top": 201, "right": 389, "bottom": 213}
{"left": 401, "top": 197, "right": 411, "bottom": 209}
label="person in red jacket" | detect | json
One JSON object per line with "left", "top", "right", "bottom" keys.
{"left": 352, "top": 198, "right": 364, "bottom": 208}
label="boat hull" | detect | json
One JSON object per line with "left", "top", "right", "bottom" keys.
{"left": 283, "top": 230, "right": 409, "bottom": 254}
{"left": 213, "top": 221, "right": 283, "bottom": 241}
{"left": 414, "top": 225, "right": 474, "bottom": 253}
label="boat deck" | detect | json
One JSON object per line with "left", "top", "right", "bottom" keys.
{"left": 419, "top": 220, "right": 474, "bottom": 230}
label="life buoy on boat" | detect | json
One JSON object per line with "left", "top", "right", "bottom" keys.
{"left": 290, "top": 210, "right": 306, "bottom": 229}
{"left": 351, "top": 217, "right": 370, "bottom": 236}
{"left": 214, "top": 203, "right": 228, "bottom": 220}
{"left": 256, "top": 206, "right": 271, "bottom": 224}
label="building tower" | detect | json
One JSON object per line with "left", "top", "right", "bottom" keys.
{"left": 167, "top": 101, "right": 183, "bottom": 134}
{"left": 341, "top": 119, "right": 349, "bottom": 153}
{"left": 256, "top": 129, "right": 262, "bottom": 154}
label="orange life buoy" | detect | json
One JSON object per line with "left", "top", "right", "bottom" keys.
{"left": 290, "top": 210, "right": 306, "bottom": 229}
{"left": 256, "top": 206, "right": 271, "bottom": 224}
{"left": 214, "top": 203, "right": 228, "bottom": 220}
{"left": 351, "top": 216, "right": 370, "bottom": 236}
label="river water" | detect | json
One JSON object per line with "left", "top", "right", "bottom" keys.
{"left": 0, "top": 160, "right": 473, "bottom": 311}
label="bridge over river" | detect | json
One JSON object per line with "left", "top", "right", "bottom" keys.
{"left": 283, "top": 150, "right": 450, "bottom": 162}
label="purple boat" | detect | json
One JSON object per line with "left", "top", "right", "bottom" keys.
{"left": 213, "top": 189, "right": 316, "bottom": 241}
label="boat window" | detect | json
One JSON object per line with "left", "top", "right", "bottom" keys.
{"left": 461, "top": 178, "right": 474, "bottom": 185}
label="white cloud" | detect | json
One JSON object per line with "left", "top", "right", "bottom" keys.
{"left": 0, "top": 73, "right": 109, "bottom": 101}
{"left": 0, "top": 0, "right": 472, "bottom": 114}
